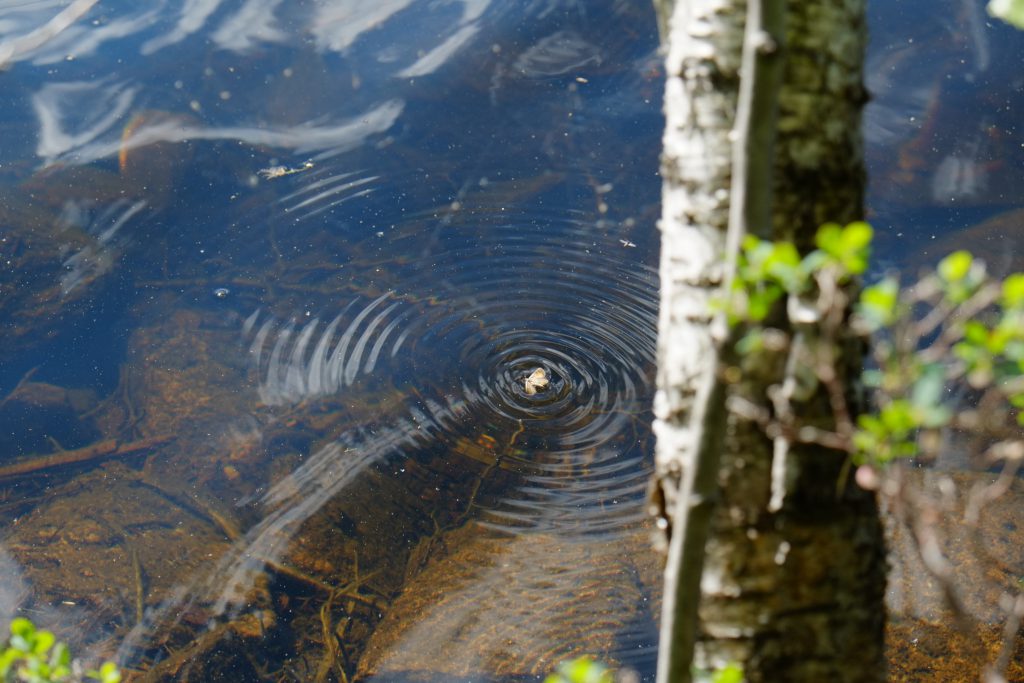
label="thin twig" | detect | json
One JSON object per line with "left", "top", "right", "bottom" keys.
{"left": 988, "top": 592, "right": 1024, "bottom": 680}
{"left": 917, "top": 282, "right": 1001, "bottom": 363}
{"left": 0, "top": 367, "right": 39, "bottom": 410}
{"left": 888, "top": 467, "right": 973, "bottom": 632}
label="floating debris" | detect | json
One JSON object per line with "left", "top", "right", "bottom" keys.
{"left": 257, "top": 160, "right": 314, "bottom": 180}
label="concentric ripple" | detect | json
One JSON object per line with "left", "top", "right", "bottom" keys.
{"left": 244, "top": 205, "right": 658, "bottom": 536}
{"left": 424, "top": 220, "right": 658, "bottom": 534}
{"left": 242, "top": 292, "right": 415, "bottom": 406}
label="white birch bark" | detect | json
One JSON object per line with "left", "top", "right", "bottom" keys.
{"left": 651, "top": 0, "right": 743, "bottom": 544}
{"left": 652, "top": 0, "right": 886, "bottom": 680}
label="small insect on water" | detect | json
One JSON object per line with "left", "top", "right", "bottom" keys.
{"left": 523, "top": 367, "right": 550, "bottom": 395}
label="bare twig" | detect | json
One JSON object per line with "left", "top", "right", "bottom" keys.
{"left": 886, "top": 468, "right": 973, "bottom": 632}
{"left": 917, "top": 282, "right": 1001, "bottom": 364}
{"left": 987, "top": 592, "right": 1024, "bottom": 681}
{"left": 964, "top": 453, "right": 1021, "bottom": 524}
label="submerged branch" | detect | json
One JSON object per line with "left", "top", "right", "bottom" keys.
{"left": 0, "top": 435, "right": 174, "bottom": 480}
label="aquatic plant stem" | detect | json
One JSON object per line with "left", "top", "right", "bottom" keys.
{"left": 655, "top": 0, "right": 783, "bottom": 680}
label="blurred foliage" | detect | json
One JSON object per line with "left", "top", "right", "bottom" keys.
{"left": 544, "top": 657, "right": 614, "bottom": 683}
{"left": 695, "top": 662, "right": 744, "bottom": 683}
{"left": 731, "top": 222, "right": 1024, "bottom": 471}
{"left": 1, "top": 619, "right": 120, "bottom": 683}
{"left": 545, "top": 656, "right": 744, "bottom": 683}
{"left": 989, "top": 0, "right": 1024, "bottom": 29}
{"left": 731, "top": 221, "right": 870, "bottom": 323}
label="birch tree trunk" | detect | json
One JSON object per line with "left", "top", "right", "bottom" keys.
{"left": 651, "top": 1, "right": 887, "bottom": 681}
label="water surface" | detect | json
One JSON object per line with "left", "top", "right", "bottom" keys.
{"left": 0, "top": 1, "right": 1022, "bottom": 681}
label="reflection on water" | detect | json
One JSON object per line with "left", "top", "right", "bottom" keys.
{"left": 0, "top": 1, "right": 663, "bottom": 680}
{"left": 866, "top": 0, "right": 1024, "bottom": 214}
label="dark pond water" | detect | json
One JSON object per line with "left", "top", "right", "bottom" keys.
{"left": 867, "top": 0, "right": 1024, "bottom": 269}
{"left": 0, "top": 1, "right": 1021, "bottom": 681}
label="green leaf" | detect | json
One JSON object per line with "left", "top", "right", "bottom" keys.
{"left": 840, "top": 221, "right": 873, "bottom": 251}
{"left": 86, "top": 661, "right": 122, "bottom": 683}
{"left": 768, "top": 242, "right": 801, "bottom": 269}
{"left": 10, "top": 618, "right": 35, "bottom": 639}
{"left": 989, "top": 0, "right": 1024, "bottom": 29}
{"left": 815, "top": 222, "right": 843, "bottom": 255}
{"left": 742, "top": 238, "right": 773, "bottom": 274}
{"left": 987, "top": 325, "right": 1011, "bottom": 355}
{"left": 545, "top": 657, "right": 612, "bottom": 683}
{"left": 857, "top": 413, "right": 885, "bottom": 436}
{"left": 747, "top": 287, "right": 782, "bottom": 322}
{"left": 963, "top": 320, "right": 989, "bottom": 345}
{"left": 814, "top": 222, "right": 872, "bottom": 276}
{"left": 880, "top": 400, "right": 918, "bottom": 433}
{"left": 31, "top": 630, "right": 54, "bottom": 656}
{"left": 711, "top": 663, "right": 745, "bottom": 683}
{"left": 1002, "top": 273, "right": 1024, "bottom": 307}
{"left": 741, "top": 234, "right": 763, "bottom": 252}
{"left": 839, "top": 222, "right": 873, "bottom": 274}
{"left": 765, "top": 242, "right": 802, "bottom": 290}
{"left": 938, "top": 250, "right": 973, "bottom": 283}
{"left": 911, "top": 363, "right": 946, "bottom": 410}
{"left": 9, "top": 634, "right": 31, "bottom": 653}
{"left": 936, "top": 253, "right": 985, "bottom": 304}
{"left": 857, "top": 277, "right": 899, "bottom": 330}
{"left": 100, "top": 661, "right": 122, "bottom": 683}
{"left": 49, "top": 643, "right": 70, "bottom": 669}
{"left": 0, "top": 648, "right": 22, "bottom": 676}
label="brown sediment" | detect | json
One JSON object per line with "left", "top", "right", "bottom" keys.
{"left": 884, "top": 468, "right": 1024, "bottom": 680}
{"left": 356, "top": 522, "right": 662, "bottom": 681}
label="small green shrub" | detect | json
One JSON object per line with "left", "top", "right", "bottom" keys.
{"left": 545, "top": 656, "right": 744, "bottom": 683}
{"left": 731, "top": 222, "right": 1024, "bottom": 473}
{"left": 697, "top": 662, "right": 744, "bottom": 683}
{"left": 544, "top": 656, "right": 613, "bottom": 683}
{"left": 0, "top": 618, "right": 120, "bottom": 683}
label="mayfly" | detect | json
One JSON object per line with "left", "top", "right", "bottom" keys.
{"left": 523, "top": 367, "right": 550, "bottom": 395}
